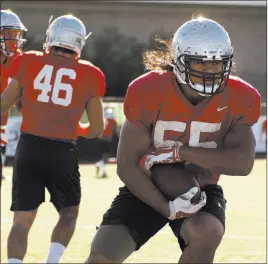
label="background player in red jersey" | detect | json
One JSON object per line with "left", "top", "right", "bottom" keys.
{"left": 0, "top": 9, "right": 27, "bottom": 186}
{"left": 85, "top": 17, "right": 260, "bottom": 263}
{"left": 259, "top": 117, "right": 267, "bottom": 148}
{"left": 1, "top": 15, "right": 106, "bottom": 264}
{"left": 95, "top": 108, "right": 118, "bottom": 178}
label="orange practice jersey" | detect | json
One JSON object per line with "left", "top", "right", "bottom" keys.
{"left": 262, "top": 118, "right": 267, "bottom": 135}
{"left": 102, "top": 118, "right": 117, "bottom": 138}
{"left": 0, "top": 52, "right": 21, "bottom": 146}
{"left": 9, "top": 51, "right": 106, "bottom": 141}
{"left": 124, "top": 71, "right": 261, "bottom": 184}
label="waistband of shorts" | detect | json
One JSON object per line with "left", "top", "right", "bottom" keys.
{"left": 20, "top": 132, "right": 76, "bottom": 146}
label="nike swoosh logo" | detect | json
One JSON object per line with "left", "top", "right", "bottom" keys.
{"left": 217, "top": 106, "right": 228, "bottom": 111}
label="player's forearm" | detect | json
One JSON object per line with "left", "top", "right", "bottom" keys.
{"left": 1, "top": 79, "right": 21, "bottom": 114}
{"left": 1, "top": 113, "right": 8, "bottom": 126}
{"left": 0, "top": 100, "right": 10, "bottom": 115}
{"left": 179, "top": 146, "right": 254, "bottom": 176}
{"left": 117, "top": 164, "right": 170, "bottom": 218}
{"left": 77, "top": 122, "right": 102, "bottom": 138}
{"left": 209, "top": 166, "right": 251, "bottom": 176}
{"left": 1, "top": 98, "right": 19, "bottom": 114}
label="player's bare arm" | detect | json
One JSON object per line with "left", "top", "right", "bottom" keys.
{"left": 0, "top": 78, "right": 20, "bottom": 114}
{"left": 117, "top": 120, "right": 171, "bottom": 218}
{"left": 179, "top": 123, "right": 255, "bottom": 176}
{"left": 78, "top": 97, "right": 104, "bottom": 138}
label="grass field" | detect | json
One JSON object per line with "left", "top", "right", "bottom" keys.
{"left": 1, "top": 159, "right": 267, "bottom": 263}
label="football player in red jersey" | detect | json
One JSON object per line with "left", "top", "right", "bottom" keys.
{"left": 85, "top": 17, "right": 260, "bottom": 263}
{"left": 0, "top": 9, "right": 26, "bottom": 186}
{"left": 1, "top": 15, "right": 106, "bottom": 263}
{"left": 95, "top": 108, "right": 118, "bottom": 178}
{"left": 259, "top": 117, "right": 267, "bottom": 147}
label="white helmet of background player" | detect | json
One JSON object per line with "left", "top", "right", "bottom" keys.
{"left": 105, "top": 108, "right": 115, "bottom": 119}
{"left": 0, "top": 9, "right": 27, "bottom": 57}
{"left": 171, "top": 17, "right": 233, "bottom": 95}
{"left": 43, "top": 14, "right": 92, "bottom": 57}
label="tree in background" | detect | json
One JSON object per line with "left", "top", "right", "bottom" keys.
{"left": 85, "top": 27, "right": 146, "bottom": 97}
{"left": 23, "top": 36, "right": 43, "bottom": 52}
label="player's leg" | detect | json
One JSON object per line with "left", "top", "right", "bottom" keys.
{"left": 8, "top": 210, "right": 38, "bottom": 263}
{"left": 95, "top": 138, "right": 106, "bottom": 178}
{"left": 103, "top": 138, "right": 113, "bottom": 178}
{"left": 45, "top": 141, "right": 81, "bottom": 263}
{"left": 96, "top": 159, "right": 105, "bottom": 178}
{"left": 87, "top": 225, "right": 137, "bottom": 263}
{"left": 95, "top": 160, "right": 100, "bottom": 177}
{"left": 85, "top": 186, "right": 168, "bottom": 263}
{"left": 101, "top": 153, "right": 110, "bottom": 178}
{"left": 7, "top": 134, "right": 46, "bottom": 263}
{"left": 1, "top": 145, "right": 6, "bottom": 184}
{"left": 98, "top": 138, "right": 111, "bottom": 178}
{"left": 45, "top": 205, "right": 79, "bottom": 264}
{"left": 170, "top": 184, "right": 226, "bottom": 263}
{"left": 0, "top": 150, "right": 3, "bottom": 188}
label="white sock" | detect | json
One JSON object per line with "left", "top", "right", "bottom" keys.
{"left": 1, "top": 153, "right": 6, "bottom": 165}
{"left": 102, "top": 165, "right": 106, "bottom": 175}
{"left": 8, "top": 259, "right": 22, "bottom": 263}
{"left": 99, "top": 160, "right": 105, "bottom": 175}
{"left": 45, "top": 242, "right": 66, "bottom": 263}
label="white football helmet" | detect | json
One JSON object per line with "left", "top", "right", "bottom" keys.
{"left": 43, "top": 14, "right": 91, "bottom": 57}
{"left": 0, "top": 10, "right": 27, "bottom": 57}
{"left": 171, "top": 17, "right": 233, "bottom": 95}
{"left": 105, "top": 108, "right": 115, "bottom": 119}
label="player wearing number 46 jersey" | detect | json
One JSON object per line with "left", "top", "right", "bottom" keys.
{"left": 1, "top": 15, "right": 106, "bottom": 264}
{"left": 86, "top": 17, "right": 261, "bottom": 263}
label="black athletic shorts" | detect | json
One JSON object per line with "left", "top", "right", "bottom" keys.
{"left": 101, "top": 184, "right": 226, "bottom": 251}
{"left": 11, "top": 133, "right": 81, "bottom": 212}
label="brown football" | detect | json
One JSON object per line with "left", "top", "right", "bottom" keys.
{"left": 151, "top": 163, "right": 201, "bottom": 203}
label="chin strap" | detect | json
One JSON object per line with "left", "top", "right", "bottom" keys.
{"left": 172, "top": 61, "right": 221, "bottom": 96}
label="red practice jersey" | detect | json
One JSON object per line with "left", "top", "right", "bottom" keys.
{"left": 0, "top": 51, "right": 22, "bottom": 146}
{"left": 102, "top": 118, "right": 117, "bottom": 138}
{"left": 124, "top": 71, "right": 261, "bottom": 184}
{"left": 9, "top": 51, "right": 106, "bottom": 141}
{"left": 262, "top": 118, "right": 267, "bottom": 135}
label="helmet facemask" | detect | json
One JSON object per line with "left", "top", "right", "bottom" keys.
{"left": 0, "top": 27, "right": 27, "bottom": 57}
{"left": 171, "top": 18, "right": 234, "bottom": 96}
{"left": 174, "top": 54, "right": 233, "bottom": 95}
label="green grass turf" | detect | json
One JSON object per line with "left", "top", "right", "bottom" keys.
{"left": 1, "top": 159, "right": 266, "bottom": 263}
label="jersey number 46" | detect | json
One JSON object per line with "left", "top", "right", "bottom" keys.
{"left": 34, "top": 64, "right": 76, "bottom": 107}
